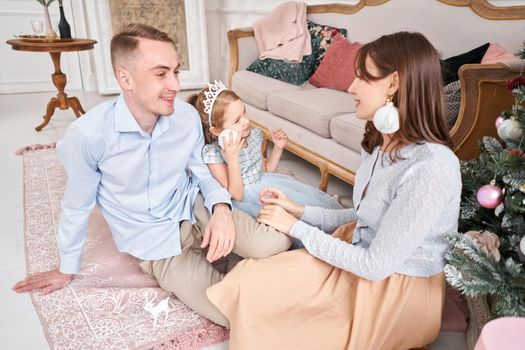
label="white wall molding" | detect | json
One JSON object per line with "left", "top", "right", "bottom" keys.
{"left": 70, "top": 0, "right": 99, "bottom": 92}
{"left": 205, "top": 1, "right": 271, "bottom": 82}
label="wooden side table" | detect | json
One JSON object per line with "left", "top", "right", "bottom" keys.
{"left": 6, "top": 38, "right": 97, "bottom": 131}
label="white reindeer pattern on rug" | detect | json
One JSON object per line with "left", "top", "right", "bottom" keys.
{"left": 145, "top": 294, "right": 171, "bottom": 330}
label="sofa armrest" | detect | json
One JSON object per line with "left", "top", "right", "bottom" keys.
{"left": 452, "top": 62, "right": 521, "bottom": 161}
{"left": 227, "top": 27, "right": 258, "bottom": 87}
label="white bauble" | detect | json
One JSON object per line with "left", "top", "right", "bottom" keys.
{"left": 218, "top": 129, "right": 239, "bottom": 149}
{"left": 497, "top": 118, "right": 523, "bottom": 141}
{"left": 373, "top": 101, "right": 400, "bottom": 134}
{"left": 521, "top": 236, "right": 525, "bottom": 255}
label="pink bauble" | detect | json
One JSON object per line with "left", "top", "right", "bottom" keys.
{"left": 476, "top": 185, "right": 504, "bottom": 209}
{"left": 495, "top": 115, "right": 505, "bottom": 129}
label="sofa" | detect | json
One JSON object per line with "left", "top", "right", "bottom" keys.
{"left": 226, "top": 0, "right": 525, "bottom": 191}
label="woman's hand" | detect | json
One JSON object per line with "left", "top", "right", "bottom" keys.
{"left": 269, "top": 128, "right": 288, "bottom": 149}
{"left": 257, "top": 204, "right": 298, "bottom": 234}
{"left": 259, "top": 187, "right": 305, "bottom": 219}
{"left": 221, "top": 134, "right": 245, "bottom": 164}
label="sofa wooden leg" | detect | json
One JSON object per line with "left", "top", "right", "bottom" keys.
{"left": 319, "top": 168, "right": 329, "bottom": 192}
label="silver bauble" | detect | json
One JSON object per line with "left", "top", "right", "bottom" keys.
{"left": 497, "top": 118, "right": 523, "bottom": 141}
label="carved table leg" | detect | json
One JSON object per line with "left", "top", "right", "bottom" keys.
{"left": 68, "top": 96, "right": 86, "bottom": 117}
{"left": 35, "top": 51, "right": 87, "bottom": 131}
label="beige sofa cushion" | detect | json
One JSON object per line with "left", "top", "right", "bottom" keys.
{"left": 267, "top": 88, "right": 355, "bottom": 137}
{"left": 330, "top": 113, "right": 366, "bottom": 152}
{"left": 248, "top": 105, "right": 364, "bottom": 173}
{"left": 232, "top": 70, "right": 303, "bottom": 111}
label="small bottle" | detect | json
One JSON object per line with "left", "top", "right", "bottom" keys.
{"left": 58, "top": 0, "right": 72, "bottom": 39}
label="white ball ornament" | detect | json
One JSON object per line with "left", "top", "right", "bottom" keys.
{"left": 497, "top": 118, "right": 523, "bottom": 141}
{"left": 520, "top": 236, "right": 525, "bottom": 255}
{"left": 218, "top": 129, "right": 239, "bottom": 149}
{"left": 373, "top": 101, "right": 400, "bottom": 134}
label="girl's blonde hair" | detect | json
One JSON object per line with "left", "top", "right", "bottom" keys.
{"left": 187, "top": 87, "right": 241, "bottom": 144}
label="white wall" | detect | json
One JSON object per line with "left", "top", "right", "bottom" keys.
{"left": 1, "top": 0, "right": 523, "bottom": 95}
{"left": 0, "top": 0, "right": 87, "bottom": 94}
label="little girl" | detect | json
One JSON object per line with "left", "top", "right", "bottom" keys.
{"left": 187, "top": 81, "right": 341, "bottom": 231}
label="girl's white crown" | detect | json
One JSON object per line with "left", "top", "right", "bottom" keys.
{"left": 203, "top": 80, "right": 226, "bottom": 125}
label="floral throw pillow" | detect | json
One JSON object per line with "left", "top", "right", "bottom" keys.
{"left": 308, "top": 20, "right": 348, "bottom": 68}
{"left": 247, "top": 20, "right": 347, "bottom": 86}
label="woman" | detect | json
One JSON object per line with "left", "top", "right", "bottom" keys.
{"left": 207, "top": 31, "right": 461, "bottom": 350}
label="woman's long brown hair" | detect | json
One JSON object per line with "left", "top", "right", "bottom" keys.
{"left": 356, "top": 32, "right": 452, "bottom": 160}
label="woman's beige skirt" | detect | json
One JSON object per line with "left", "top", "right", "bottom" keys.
{"left": 207, "top": 223, "right": 445, "bottom": 350}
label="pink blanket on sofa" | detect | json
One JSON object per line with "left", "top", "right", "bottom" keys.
{"left": 253, "top": 1, "right": 311, "bottom": 62}
{"left": 22, "top": 148, "right": 228, "bottom": 349}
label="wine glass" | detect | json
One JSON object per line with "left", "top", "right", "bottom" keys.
{"left": 30, "top": 20, "right": 44, "bottom": 36}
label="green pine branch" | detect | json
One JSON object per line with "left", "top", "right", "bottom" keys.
{"left": 483, "top": 137, "right": 504, "bottom": 156}
{"left": 502, "top": 170, "right": 525, "bottom": 192}
{"left": 445, "top": 232, "right": 525, "bottom": 317}
{"left": 491, "top": 152, "right": 524, "bottom": 177}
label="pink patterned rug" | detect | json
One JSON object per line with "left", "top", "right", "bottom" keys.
{"left": 22, "top": 148, "right": 229, "bottom": 349}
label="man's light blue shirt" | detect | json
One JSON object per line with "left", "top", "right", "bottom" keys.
{"left": 56, "top": 94, "right": 231, "bottom": 274}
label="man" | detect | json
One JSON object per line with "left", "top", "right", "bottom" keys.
{"left": 13, "top": 23, "right": 291, "bottom": 327}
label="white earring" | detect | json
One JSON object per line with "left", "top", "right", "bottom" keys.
{"left": 373, "top": 98, "right": 399, "bottom": 134}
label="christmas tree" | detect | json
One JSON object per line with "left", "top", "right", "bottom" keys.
{"left": 444, "top": 43, "right": 525, "bottom": 318}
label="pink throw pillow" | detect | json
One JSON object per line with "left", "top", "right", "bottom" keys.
{"left": 309, "top": 34, "right": 363, "bottom": 92}
{"left": 482, "top": 43, "right": 518, "bottom": 63}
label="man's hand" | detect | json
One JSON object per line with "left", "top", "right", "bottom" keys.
{"left": 12, "top": 269, "right": 73, "bottom": 295}
{"left": 201, "top": 204, "right": 236, "bottom": 262}
{"left": 257, "top": 204, "right": 298, "bottom": 234}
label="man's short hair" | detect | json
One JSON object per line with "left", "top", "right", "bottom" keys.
{"left": 110, "top": 23, "right": 176, "bottom": 72}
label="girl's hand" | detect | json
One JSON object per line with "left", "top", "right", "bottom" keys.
{"left": 259, "top": 187, "right": 305, "bottom": 219}
{"left": 269, "top": 128, "right": 288, "bottom": 149}
{"left": 257, "top": 204, "right": 298, "bottom": 234}
{"left": 221, "top": 134, "right": 245, "bottom": 164}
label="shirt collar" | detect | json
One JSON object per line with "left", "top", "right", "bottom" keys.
{"left": 114, "top": 94, "right": 172, "bottom": 137}
{"left": 114, "top": 94, "right": 142, "bottom": 133}
{"left": 152, "top": 116, "right": 171, "bottom": 139}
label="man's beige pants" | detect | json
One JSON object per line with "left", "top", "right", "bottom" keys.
{"left": 139, "top": 194, "right": 292, "bottom": 327}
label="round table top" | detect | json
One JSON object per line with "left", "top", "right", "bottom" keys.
{"left": 6, "top": 38, "right": 97, "bottom": 53}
